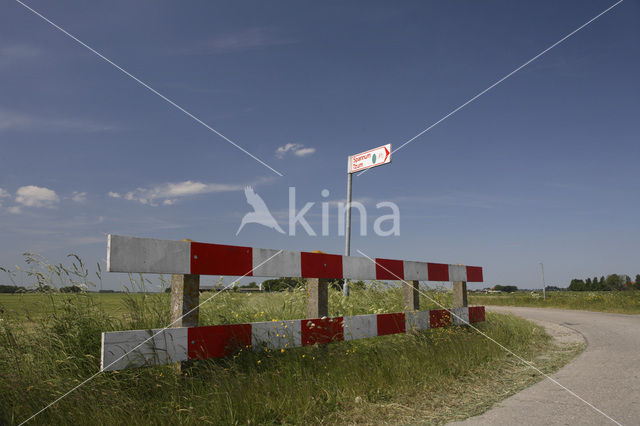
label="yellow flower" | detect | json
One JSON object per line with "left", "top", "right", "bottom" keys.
{"left": 257, "top": 360, "right": 262, "bottom": 365}
{"left": 280, "top": 349, "right": 285, "bottom": 353}
{"left": 302, "top": 354, "right": 306, "bottom": 358}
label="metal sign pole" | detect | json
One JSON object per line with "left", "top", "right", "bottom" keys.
{"left": 540, "top": 262, "right": 546, "bottom": 300}
{"left": 344, "top": 169, "right": 352, "bottom": 296}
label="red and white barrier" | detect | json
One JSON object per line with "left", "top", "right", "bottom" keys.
{"left": 107, "top": 235, "right": 483, "bottom": 281}
{"left": 100, "top": 306, "right": 486, "bottom": 371}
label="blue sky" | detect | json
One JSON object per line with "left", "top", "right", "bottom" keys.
{"left": 1, "top": 0, "right": 638, "bottom": 291}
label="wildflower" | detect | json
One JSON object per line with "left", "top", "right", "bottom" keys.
{"left": 302, "top": 354, "right": 306, "bottom": 358}
{"left": 281, "top": 349, "right": 285, "bottom": 353}
{"left": 257, "top": 360, "right": 261, "bottom": 365}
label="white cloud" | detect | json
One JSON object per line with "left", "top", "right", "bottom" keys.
{"left": 294, "top": 147, "right": 316, "bottom": 157}
{"left": 15, "top": 185, "right": 59, "bottom": 208}
{"left": 276, "top": 143, "right": 316, "bottom": 159}
{"left": 71, "top": 191, "right": 87, "bottom": 203}
{"left": 122, "top": 180, "right": 245, "bottom": 206}
{"left": 7, "top": 206, "right": 21, "bottom": 214}
{"left": 108, "top": 191, "right": 121, "bottom": 198}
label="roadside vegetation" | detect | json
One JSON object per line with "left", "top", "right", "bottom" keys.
{"left": 0, "top": 254, "right": 583, "bottom": 424}
{"left": 470, "top": 290, "right": 640, "bottom": 315}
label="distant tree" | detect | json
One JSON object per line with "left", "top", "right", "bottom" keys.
{"left": 604, "top": 274, "right": 624, "bottom": 291}
{"left": 635, "top": 274, "right": 640, "bottom": 290}
{"left": 60, "top": 285, "right": 83, "bottom": 293}
{"left": 546, "top": 286, "right": 564, "bottom": 291}
{"left": 262, "top": 277, "right": 303, "bottom": 291}
{"left": 585, "top": 278, "right": 592, "bottom": 290}
{"left": 0, "top": 285, "right": 26, "bottom": 293}
{"left": 569, "top": 279, "right": 586, "bottom": 291}
{"left": 493, "top": 285, "right": 518, "bottom": 293}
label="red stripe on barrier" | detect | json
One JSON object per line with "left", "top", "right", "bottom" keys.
{"left": 300, "top": 252, "right": 343, "bottom": 279}
{"left": 469, "top": 306, "right": 485, "bottom": 323}
{"left": 190, "top": 242, "right": 253, "bottom": 276}
{"left": 427, "top": 263, "right": 449, "bottom": 281}
{"left": 301, "top": 317, "right": 344, "bottom": 345}
{"left": 376, "top": 312, "right": 406, "bottom": 335}
{"left": 466, "top": 266, "right": 483, "bottom": 282}
{"left": 430, "top": 309, "right": 452, "bottom": 328}
{"left": 375, "top": 258, "right": 404, "bottom": 280}
{"left": 188, "top": 324, "right": 252, "bottom": 359}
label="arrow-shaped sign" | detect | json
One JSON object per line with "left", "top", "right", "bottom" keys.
{"left": 348, "top": 144, "right": 392, "bottom": 173}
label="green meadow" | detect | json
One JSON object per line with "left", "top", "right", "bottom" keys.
{"left": 469, "top": 290, "right": 640, "bottom": 314}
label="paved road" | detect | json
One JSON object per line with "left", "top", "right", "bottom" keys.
{"left": 452, "top": 306, "right": 640, "bottom": 426}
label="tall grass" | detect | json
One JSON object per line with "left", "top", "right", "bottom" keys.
{"left": 469, "top": 291, "right": 640, "bottom": 314}
{"left": 0, "top": 256, "right": 578, "bottom": 425}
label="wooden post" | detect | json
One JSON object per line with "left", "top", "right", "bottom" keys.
{"left": 403, "top": 280, "right": 420, "bottom": 311}
{"left": 170, "top": 273, "right": 199, "bottom": 373}
{"left": 170, "top": 239, "right": 199, "bottom": 373}
{"left": 453, "top": 281, "right": 468, "bottom": 308}
{"left": 306, "top": 278, "right": 328, "bottom": 318}
{"left": 170, "top": 274, "right": 200, "bottom": 327}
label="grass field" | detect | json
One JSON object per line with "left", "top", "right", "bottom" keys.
{"left": 0, "top": 287, "right": 584, "bottom": 425}
{"left": 469, "top": 291, "right": 640, "bottom": 314}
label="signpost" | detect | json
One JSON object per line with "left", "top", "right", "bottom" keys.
{"left": 344, "top": 144, "right": 392, "bottom": 296}
{"left": 348, "top": 143, "right": 391, "bottom": 173}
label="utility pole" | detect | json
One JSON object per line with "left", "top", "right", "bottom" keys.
{"left": 344, "top": 172, "right": 353, "bottom": 296}
{"left": 540, "top": 262, "right": 546, "bottom": 300}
